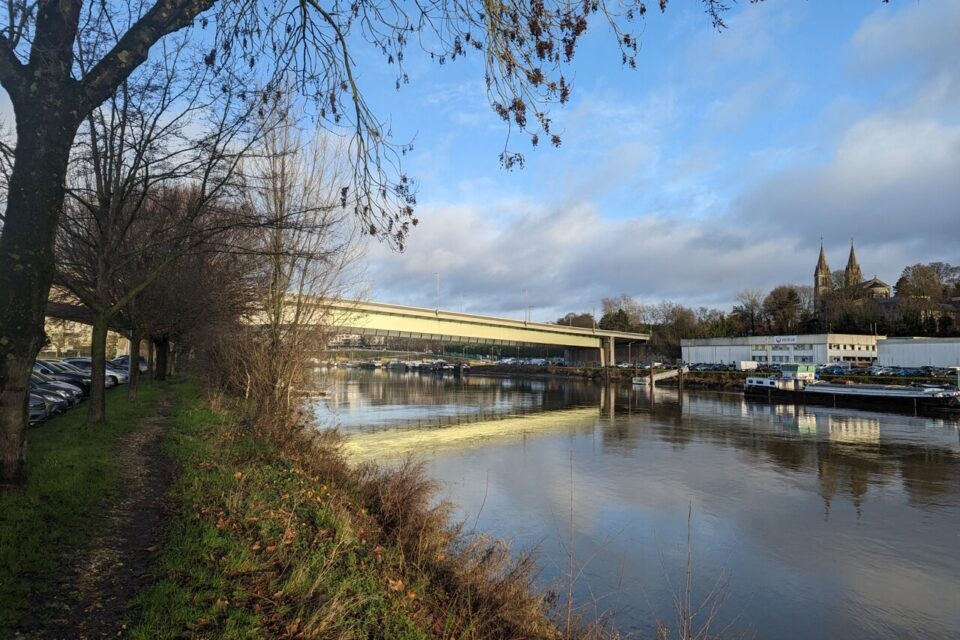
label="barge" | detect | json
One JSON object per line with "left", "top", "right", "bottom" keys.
{"left": 744, "top": 364, "right": 960, "bottom": 414}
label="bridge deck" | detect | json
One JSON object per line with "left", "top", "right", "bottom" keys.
{"left": 325, "top": 299, "right": 649, "bottom": 349}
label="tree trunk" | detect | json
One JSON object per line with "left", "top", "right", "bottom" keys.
{"left": 146, "top": 340, "right": 155, "bottom": 383}
{"left": 127, "top": 328, "right": 141, "bottom": 402}
{"left": 0, "top": 355, "right": 33, "bottom": 488}
{"left": 155, "top": 337, "right": 169, "bottom": 381}
{"left": 0, "top": 98, "right": 82, "bottom": 487}
{"left": 86, "top": 313, "right": 109, "bottom": 424}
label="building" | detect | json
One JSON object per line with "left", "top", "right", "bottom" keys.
{"left": 814, "top": 240, "right": 891, "bottom": 311}
{"left": 814, "top": 242, "right": 832, "bottom": 311}
{"left": 41, "top": 317, "right": 128, "bottom": 359}
{"left": 681, "top": 334, "right": 881, "bottom": 366}
{"left": 877, "top": 337, "right": 960, "bottom": 368}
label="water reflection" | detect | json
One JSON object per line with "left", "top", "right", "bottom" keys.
{"left": 315, "top": 370, "right": 960, "bottom": 639}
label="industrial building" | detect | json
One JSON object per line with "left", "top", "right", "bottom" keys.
{"left": 681, "top": 334, "right": 880, "bottom": 366}
{"left": 877, "top": 337, "right": 960, "bottom": 368}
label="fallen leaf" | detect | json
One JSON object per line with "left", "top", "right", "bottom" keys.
{"left": 282, "top": 527, "right": 297, "bottom": 545}
{"left": 407, "top": 590, "right": 417, "bottom": 600}
{"left": 251, "top": 542, "right": 262, "bottom": 551}
{"left": 265, "top": 544, "right": 277, "bottom": 553}
{"left": 215, "top": 598, "right": 229, "bottom": 610}
{"left": 144, "top": 546, "right": 158, "bottom": 553}
{"left": 386, "top": 577, "right": 404, "bottom": 592}
{"left": 234, "top": 471, "right": 243, "bottom": 480}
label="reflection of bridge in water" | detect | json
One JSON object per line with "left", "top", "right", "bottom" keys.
{"left": 344, "top": 407, "right": 600, "bottom": 460}
{"left": 353, "top": 403, "right": 593, "bottom": 433}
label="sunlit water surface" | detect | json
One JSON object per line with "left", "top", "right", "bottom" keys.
{"left": 313, "top": 369, "right": 960, "bottom": 639}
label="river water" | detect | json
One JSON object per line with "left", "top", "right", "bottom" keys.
{"left": 313, "top": 369, "right": 960, "bottom": 639}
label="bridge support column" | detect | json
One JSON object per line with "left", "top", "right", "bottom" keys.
{"left": 602, "top": 338, "right": 615, "bottom": 368}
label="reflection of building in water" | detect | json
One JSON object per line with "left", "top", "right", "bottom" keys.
{"left": 816, "top": 446, "right": 879, "bottom": 519}
{"left": 797, "top": 415, "right": 817, "bottom": 437}
{"left": 826, "top": 415, "right": 881, "bottom": 444}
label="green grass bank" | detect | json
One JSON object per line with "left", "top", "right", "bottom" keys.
{"left": 3, "top": 380, "right": 583, "bottom": 639}
{"left": 0, "top": 384, "right": 163, "bottom": 629}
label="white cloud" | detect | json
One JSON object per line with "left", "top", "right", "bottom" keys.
{"left": 849, "top": 0, "right": 960, "bottom": 113}
{"left": 357, "top": 1, "right": 960, "bottom": 318}
{"left": 735, "top": 114, "right": 960, "bottom": 251}
{"left": 362, "top": 197, "right": 799, "bottom": 319}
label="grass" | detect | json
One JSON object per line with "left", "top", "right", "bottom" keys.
{"left": 129, "top": 382, "right": 572, "bottom": 639}
{"left": 2, "top": 378, "right": 593, "bottom": 639}
{"left": 0, "top": 384, "right": 163, "bottom": 630}
{"left": 128, "top": 382, "right": 431, "bottom": 638}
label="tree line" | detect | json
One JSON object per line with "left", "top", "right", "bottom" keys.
{"left": 558, "top": 264, "right": 960, "bottom": 359}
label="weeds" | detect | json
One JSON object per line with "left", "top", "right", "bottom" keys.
{"left": 129, "top": 381, "right": 581, "bottom": 639}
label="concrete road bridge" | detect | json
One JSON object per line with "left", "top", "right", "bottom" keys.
{"left": 45, "top": 297, "right": 650, "bottom": 366}
{"left": 324, "top": 299, "right": 649, "bottom": 366}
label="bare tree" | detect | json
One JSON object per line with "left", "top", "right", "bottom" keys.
{"left": 211, "top": 112, "right": 361, "bottom": 429}
{"left": 54, "top": 36, "right": 250, "bottom": 423}
{"left": 0, "top": 0, "right": 739, "bottom": 485}
{"left": 602, "top": 293, "right": 650, "bottom": 328}
{"left": 731, "top": 289, "right": 765, "bottom": 336}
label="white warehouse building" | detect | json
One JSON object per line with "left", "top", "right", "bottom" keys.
{"left": 877, "top": 337, "right": 960, "bottom": 368}
{"left": 681, "top": 334, "right": 880, "bottom": 366}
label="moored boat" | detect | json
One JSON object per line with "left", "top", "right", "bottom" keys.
{"left": 744, "top": 364, "right": 960, "bottom": 413}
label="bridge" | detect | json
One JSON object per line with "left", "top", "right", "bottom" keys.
{"left": 323, "top": 299, "right": 649, "bottom": 366}
{"left": 46, "top": 296, "right": 651, "bottom": 366}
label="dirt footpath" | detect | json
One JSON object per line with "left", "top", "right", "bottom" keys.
{"left": 26, "top": 391, "right": 175, "bottom": 639}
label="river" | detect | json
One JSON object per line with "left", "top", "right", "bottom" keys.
{"left": 313, "top": 369, "right": 960, "bottom": 639}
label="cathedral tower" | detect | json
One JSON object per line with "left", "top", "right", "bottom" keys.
{"left": 814, "top": 240, "right": 832, "bottom": 310}
{"left": 844, "top": 240, "right": 862, "bottom": 288}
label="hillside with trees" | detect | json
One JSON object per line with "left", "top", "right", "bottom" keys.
{"left": 561, "top": 263, "right": 960, "bottom": 358}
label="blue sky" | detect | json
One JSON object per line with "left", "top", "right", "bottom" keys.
{"left": 1, "top": 1, "right": 954, "bottom": 321}
{"left": 351, "top": 0, "right": 960, "bottom": 320}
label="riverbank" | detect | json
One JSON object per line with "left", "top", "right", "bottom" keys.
{"left": 1, "top": 379, "right": 592, "bottom": 639}
{"left": 469, "top": 364, "right": 956, "bottom": 390}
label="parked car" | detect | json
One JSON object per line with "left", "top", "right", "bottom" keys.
{"left": 112, "top": 355, "right": 148, "bottom": 373}
{"left": 31, "top": 372, "right": 82, "bottom": 407}
{"left": 62, "top": 358, "right": 126, "bottom": 385}
{"left": 30, "top": 386, "right": 70, "bottom": 415}
{"left": 28, "top": 393, "right": 48, "bottom": 425}
{"left": 34, "top": 360, "right": 91, "bottom": 395}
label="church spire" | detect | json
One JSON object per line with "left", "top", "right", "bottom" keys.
{"left": 814, "top": 238, "right": 832, "bottom": 311}
{"left": 844, "top": 238, "right": 862, "bottom": 287}
{"left": 815, "top": 238, "right": 830, "bottom": 275}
